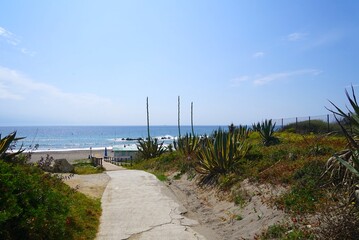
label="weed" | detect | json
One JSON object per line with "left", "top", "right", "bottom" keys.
{"left": 277, "top": 160, "right": 326, "bottom": 213}
{"left": 235, "top": 215, "right": 243, "bottom": 221}
{"left": 260, "top": 222, "right": 314, "bottom": 240}
{"left": 155, "top": 173, "right": 167, "bottom": 181}
{"left": 73, "top": 161, "right": 105, "bottom": 174}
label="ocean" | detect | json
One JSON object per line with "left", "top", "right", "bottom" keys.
{"left": 0, "top": 125, "right": 223, "bottom": 151}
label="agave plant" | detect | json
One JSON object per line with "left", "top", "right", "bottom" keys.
{"left": 196, "top": 129, "right": 251, "bottom": 184}
{"left": 137, "top": 138, "right": 166, "bottom": 160}
{"left": 174, "top": 133, "right": 200, "bottom": 161}
{"left": 326, "top": 86, "right": 359, "bottom": 190}
{"left": 0, "top": 131, "right": 25, "bottom": 162}
{"left": 252, "top": 119, "right": 279, "bottom": 146}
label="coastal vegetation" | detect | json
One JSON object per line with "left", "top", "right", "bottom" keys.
{"left": 72, "top": 159, "right": 105, "bottom": 174}
{"left": 280, "top": 119, "right": 342, "bottom": 134}
{"left": 131, "top": 90, "right": 359, "bottom": 238}
{"left": 0, "top": 132, "right": 101, "bottom": 240}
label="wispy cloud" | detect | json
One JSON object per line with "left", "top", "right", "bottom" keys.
{"left": 0, "top": 26, "right": 35, "bottom": 56}
{"left": 231, "top": 69, "right": 322, "bottom": 86}
{"left": 253, "top": 69, "right": 321, "bottom": 85}
{"left": 287, "top": 32, "right": 308, "bottom": 41}
{"left": 230, "top": 76, "right": 250, "bottom": 86}
{"left": 0, "top": 26, "right": 20, "bottom": 46}
{"left": 252, "top": 51, "right": 265, "bottom": 58}
{"left": 21, "top": 48, "right": 36, "bottom": 57}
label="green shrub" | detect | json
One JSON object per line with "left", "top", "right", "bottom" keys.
{"left": 0, "top": 161, "right": 70, "bottom": 239}
{"left": 0, "top": 131, "right": 101, "bottom": 239}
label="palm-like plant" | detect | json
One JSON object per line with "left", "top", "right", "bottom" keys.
{"left": 137, "top": 138, "right": 166, "bottom": 160}
{"left": 326, "top": 86, "right": 359, "bottom": 190}
{"left": 174, "top": 133, "right": 200, "bottom": 160}
{"left": 0, "top": 131, "right": 25, "bottom": 162}
{"left": 252, "top": 119, "right": 279, "bottom": 146}
{"left": 196, "top": 129, "right": 251, "bottom": 184}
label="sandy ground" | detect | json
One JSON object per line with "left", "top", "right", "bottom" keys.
{"left": 62, "top": 173, "right": 110, "bottom": 199}
{"left": 167, "top": 174, "right": 287, "bottom": 240}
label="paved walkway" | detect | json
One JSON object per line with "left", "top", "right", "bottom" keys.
{"left": 102, "top": 161, "right": 124, "bottom": 171}
{"left": 97, "top": 164, "right": 206, "bottom": 240}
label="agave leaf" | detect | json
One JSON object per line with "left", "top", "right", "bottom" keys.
{"left": 336, "top": 156, "right": 359, "bottom": 178}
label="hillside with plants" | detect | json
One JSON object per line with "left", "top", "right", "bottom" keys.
{"left": 131, "top": 91, "right": 359, "bottom": 239}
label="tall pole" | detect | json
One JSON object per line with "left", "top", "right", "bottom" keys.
{"left": 146, "top": 97, "right": 150, "bottom": 140}
{"left": 178, "top": 96, "right": 181, "bottom": 138}
{"left": 191, "top": 102, "right": 195, "bottom": 136}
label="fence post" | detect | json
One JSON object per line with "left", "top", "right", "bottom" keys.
{"left": 309, "top": 116, "right": 311, "bottom": 130}
{"left": 327, "top": 114, "right": 330, "bottom": 132}
{"left": 281, "top": 118, "right": 284, "bottom": 129}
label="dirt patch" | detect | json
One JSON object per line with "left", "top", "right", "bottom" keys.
{"left": 167, "top": 174, "right": 288, "bottom": 240}
{"left": 62, "top": 173, "right": 110, "bottom": 199}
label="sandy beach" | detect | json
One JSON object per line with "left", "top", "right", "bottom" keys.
{"left": 29, "top": 149, "right": 110, "bottom": 163}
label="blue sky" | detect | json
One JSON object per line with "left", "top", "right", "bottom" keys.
{"left": 0, "top": 0, "right": 358, "bottom": 126}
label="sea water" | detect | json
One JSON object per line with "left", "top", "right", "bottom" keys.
{"left": 0, "top": 126, "right": 223, "bottom": 151}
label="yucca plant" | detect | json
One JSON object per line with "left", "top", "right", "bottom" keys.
{"left": 325, "top": 86, "right": 359, "bottom": 191}
{"left": 196, "top": 129, "right": 251, "bottom": 184}
{"left": 137, "top": 138, "right": 166, "bottom": 160}
{"left": 174, "top": 133, "right": 200, "bottom": 160}
{"left": 0, "top": 131, "right": 25, "bottom": 163}
{"left": 252, "top": 119, "right": 279, "bottom": 146}
{"left": 137, "top": 97, "right": 166, "bottom": 160}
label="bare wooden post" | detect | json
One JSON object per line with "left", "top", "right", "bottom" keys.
{"left": 146, "top": 97, "right": 150, "bottom": 140}
{"left": 178, "top": 96, "right": 181, "bottom": 138}
{"left": 191, "top": 102, "right": 195, "bottom": 136}
{"left": 327, "top": 114, "right": 330, "bottom": 132}
{"left": 309, "top": 116, "right": 311, "bottom": 131}
{"left": 281, "top": 118, "right": 284, "bottom": 129}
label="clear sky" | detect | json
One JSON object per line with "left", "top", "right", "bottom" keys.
{"left": 0, "top": 0, "right": 358, "bottom": 126}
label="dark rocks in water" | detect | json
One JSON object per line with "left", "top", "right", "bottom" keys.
{"left": 125, "top": 137, "right": 143, "bottom": 141}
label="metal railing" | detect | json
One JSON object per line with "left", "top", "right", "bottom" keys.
{"left": 270, "top": 114, "right": 344, "bottom": 133}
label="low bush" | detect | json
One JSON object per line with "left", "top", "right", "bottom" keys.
{"left": 73, "top": 160, "right": 105, "bottom": 174}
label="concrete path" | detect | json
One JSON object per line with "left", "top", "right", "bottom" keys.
{"left": 97, "top": 167, "right": 206, "bottom": 240}
{"left": 102, "top": 161, "right": 124, "bottom": 171}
